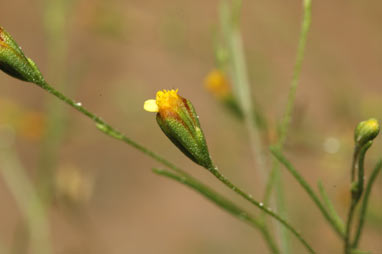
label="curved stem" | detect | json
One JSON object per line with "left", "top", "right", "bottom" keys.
{"left": 207, "top": 165, "right": 315, "bottom": 253}
{"left": 352, "top": 159, "right": 382, "bottom": 247}
{"left": 153, "top": 168, "right": 280, "bottom": 254}
{"left": 344, "top": 143, "right": 372, "bottom": 254}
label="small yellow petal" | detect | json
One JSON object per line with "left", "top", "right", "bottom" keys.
{"left": 144, "top": 99, "right": 159, "bottom": 112}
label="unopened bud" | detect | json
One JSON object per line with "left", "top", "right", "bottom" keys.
{"left": 204, "top": 69, "right": 231, "bottom": 99}
{"left": 354, "top": 118, "right": 380, "bottom": 147}
{"left": 0, "top": 27, "right": 44, "bottom": 84}
{"left": 144, "top": 89, "right": 213, "bottom": 168}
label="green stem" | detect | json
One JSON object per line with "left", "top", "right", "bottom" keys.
{"left": 0, "top": 149, "right": 52, "bottom": 254}
{"left": 37, "top": 0, "right": 74, "bottom": 203}
{"left": 318, "top": 181, "right": 345, "bottom": 233}
{"left": 220, "top": 0, "right": 267, "bottom": 185}
{"left": 344, "top": 142, "right": 372, "bottom": 254}
{"left": 33, "top": 77, "right": 313, "bottom": 252}
{"left": 344, "top": 200, "right": 357, "bottom": 254}
{"left": 153, "top": 168, "right": 280, "bottom": 254}
{"left": 36, "top": 81, "right": 188, "bottom": 178}
{"left": 270, "top": 146, "right": 345, "bottom": 237}
{"left": 207, "top": 165, "right": 315, "bottom": 253}
{"left": 265, "top": 1, "right": 312, "bottom": 252}
{"left": 277, "top": 0, "right": 312, "bottom": 147}
{"left": 352, "top": 159, "right": 382, "bottom": 248}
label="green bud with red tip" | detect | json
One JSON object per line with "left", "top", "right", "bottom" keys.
{"left": 0, "top": 26, "right": 44, "bottom": 85}
{"left": 144, "top": 89, "right": 213, "bottom": 169}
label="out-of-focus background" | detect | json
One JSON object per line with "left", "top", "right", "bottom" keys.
{"left": 0, "top": 0, "right": 381, "bottom": 253}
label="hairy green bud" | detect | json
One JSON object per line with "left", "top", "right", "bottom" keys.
{"left": 0, "top": 27, "right": 44, "bottom": 85}
{"left": 354, "top": 118, "right": 380, "bottom": 147}
{"left": 144, "top": 89, "right": 213, "bottom": 169}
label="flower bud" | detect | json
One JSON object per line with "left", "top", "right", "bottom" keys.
{"left": 144, "top": 89, "right": 213, "bottom": 168}
{"left": 204, "top": 69, "right": 231, "bottom": 99}
{"left": 0, "top": 27, "right": 44, "bottom": 84}
{"left": 354, "top": 118, "right": 380, "bottom": 147}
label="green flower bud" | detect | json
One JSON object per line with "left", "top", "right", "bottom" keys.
{"left": 354, "top": 118, "right": 380, "bottom": 147}
{"left": 0, "top": 27, "right": 44, "bottom": 85}
{"left": 144, "top": 89, "right": 213, "bottom": 169}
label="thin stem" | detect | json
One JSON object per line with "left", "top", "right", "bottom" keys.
{"left": 352, "top": 159, "right": 382, "bottom": 247}
{"left": 277, "top": 0, "right": 312, "bottom": 148}
{"left": 344, "top": 143, "right": 372, "bottom": 254}
{"left": 36, "top": 81, "right": 188, "bottom": 178}
{"left": 207, "top": 165, "right": 315, "bottom": 253}
{"left": 0, "top": 148, "right": 52, "bottom": 254}
{"left": 37, "top": 0, "right": 75, "bottom": 203}
{"left": 318, "top": 181, "right": 345, "bottom": 233}
{"left": 345, "top": 200, "right": 357, "bottom": 254}
{"left": 270, "top": 147, "right": 345, "bottom": 237}
{"left": 153, "top": 168, "right": 280, "bottom": 254}
{"left": 265, "top": 1, "right": 312, "bottom": 252}
{"left": 220, "top": 0, "right": 267, "bottom": 185}
{"left": 32, "top": 72, "right": 313, "bottom": 252}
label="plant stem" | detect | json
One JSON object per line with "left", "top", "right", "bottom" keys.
{"left": 207, "top": 165, "right": 315, "bottom": 253}
{"left": 34, "top": 79, "right": 314, "bottom": 252}
{"left": 270, "top": 147, "right": 345, "bottom": 237}
{"left": 278, "top": 0, "right": 312, "bottom": 147}
{"left": 344, "top": 143, "right": 372, "bottom": 254}
{"left": 220, "top": 0, "right": 267, "bottom": 186}
{"left": 36, "top": 80, "right": 188, "bottom": 178}
{"left": 0, "top": 148, "right": 52, "bottom": 254}
{"left": 265, "top": 1, "right": 313, "bottom": 252}
{"left": 352, "top": 159, "right": 382, "bottom": 248}
{"left": 153, "top": 168, "right": 280, "bottom": 254}
{"left": 318, "top": 181, "right": 345, "bottom": 233}
{"left": 37, "top": 0, "right": 74, "bottom": 203}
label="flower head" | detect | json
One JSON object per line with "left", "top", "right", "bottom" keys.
{"left": 144, "top": 89, "right": 213, "bottom": 168}
{"left": 354, "top": 118, "right": 380, "bottom": 147}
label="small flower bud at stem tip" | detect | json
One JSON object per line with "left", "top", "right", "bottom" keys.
{"left": 354, "top": 118, "right": 380, "bottom": 147}
{"left": 144, "top": 89, "right": 213, "bottom": 168}
{"left": 0, "top": 26, "right": 44, "bottom": 85}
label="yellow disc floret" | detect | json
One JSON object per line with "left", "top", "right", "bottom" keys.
{"left": 144, "top": 89, "right": 180, "bottom": 113}
{"left": 156, "top": 89, "right": 180, "bottom": 110}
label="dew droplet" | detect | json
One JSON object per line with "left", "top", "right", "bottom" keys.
{"left": 259, "top": 202, "right": 264, "bottom": 207}
{"left": 75, "top": 102, "right": 82, "bottom": 107}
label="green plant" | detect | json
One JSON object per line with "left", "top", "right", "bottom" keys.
{"left": 0, "top": 1, "right": 380, "bottom": 253}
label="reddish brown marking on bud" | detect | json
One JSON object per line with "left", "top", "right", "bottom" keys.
{"left": 0, "top": 27, "right": 4, "bottom": 42}
{"left": 159, "top": 107, "right": 195, "bottom": 138}
{"left": 182, "top": 97, "right": 197, "bottom": 126}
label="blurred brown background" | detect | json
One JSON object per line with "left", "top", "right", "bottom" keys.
{"left": 0, "top": 0, "right": 381, "bottom": 253}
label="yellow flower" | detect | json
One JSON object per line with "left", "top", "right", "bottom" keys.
{"left": 204, "top": 69, "right": 231, "bottom": 99}
{"left": 143, "top": 89, "right": 179, "bottom": 113}
{"left": 144, "top": 89, "right": 213, "bottom": 168}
